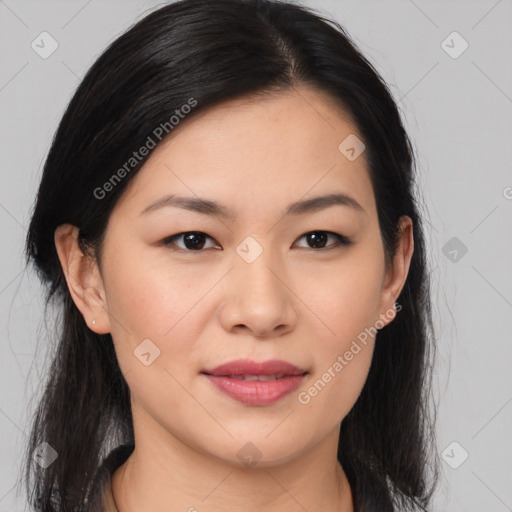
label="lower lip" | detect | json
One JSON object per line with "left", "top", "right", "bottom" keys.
{"left": 203, "top": 374, "right": 306, "bottom": 406}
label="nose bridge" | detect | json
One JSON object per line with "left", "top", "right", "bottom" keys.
{"left": 219, "top": 237, "right": 297, "bottom": 336}
{"left": 235, "top": 239, "right": 285, "bottom": 306}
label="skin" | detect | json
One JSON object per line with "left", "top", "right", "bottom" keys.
{"left": 55, "top": 84, "right": 414, "bottom": 512}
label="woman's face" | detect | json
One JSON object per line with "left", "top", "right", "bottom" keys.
{"left": 75, "top": 85, "right": 411, "bottom": 467}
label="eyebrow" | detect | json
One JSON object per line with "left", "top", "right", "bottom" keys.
{"left": 139, "top": 192, "right": 366, "bottom": 219}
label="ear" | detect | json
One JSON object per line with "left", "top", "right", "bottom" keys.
{"left": 377, "top": 215, "right": 414, "bottom": 327}
{"left": 54, "top": 224, "right": 111, "bottom": 334}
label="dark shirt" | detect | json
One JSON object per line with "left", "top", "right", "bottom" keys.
{"left": 87, "top": 443, "right": 134, "bottom": 512}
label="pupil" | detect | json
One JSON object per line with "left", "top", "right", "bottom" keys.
{"left": 184, "top": 232, "right": 205, "bottom": 250}
{"left": 308, "top": 231, "right": 327, "bottom": 248}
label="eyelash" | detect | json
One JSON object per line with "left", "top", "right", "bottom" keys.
{"left": 161, "top": 230, "right": 353, "bottom": 252}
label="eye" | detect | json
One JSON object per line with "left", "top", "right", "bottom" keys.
{"left": 161, "top": 230, "right": 353, "bottom": 252}
{"left": 294, "top": 230, "right": 353, "bottom": 250}
{"left": 162, "top": 231, "right": 219, "bottom": 251}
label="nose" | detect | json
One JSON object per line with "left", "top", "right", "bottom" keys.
{"left": 218, "top": 250, "right": 298, "bottom": 338}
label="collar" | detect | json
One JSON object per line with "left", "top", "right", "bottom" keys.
{"left": 87, "top": 443, "right": 134, "bottom": 512}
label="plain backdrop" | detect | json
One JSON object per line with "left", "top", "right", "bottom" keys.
{"left": 0, "top": 1, "right": 511, "bottom": 511}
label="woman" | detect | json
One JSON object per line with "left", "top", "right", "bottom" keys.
{"left": 23, "top": 0, "right": 438, "bottom": 510}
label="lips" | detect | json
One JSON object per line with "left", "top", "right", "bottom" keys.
{"left": 201, "top": 359, "right": 308, "bottom": 406}
{"left": 225, "top": 374, "right": 286, "bottom": 381}
{"left": 202, "top": 358, "right": 307, "bottom": 377}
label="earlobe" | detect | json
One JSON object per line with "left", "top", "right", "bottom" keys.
{"left": 378, "top": 216, "right": 414, "bottom": 327}
{"left": 54, "top": 224, "right": 111, "bottom": 334}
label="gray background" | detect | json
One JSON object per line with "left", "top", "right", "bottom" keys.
{"left": 1, "top": 1, "right": 511, "bottom": 511}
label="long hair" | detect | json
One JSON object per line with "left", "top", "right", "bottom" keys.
{"left": 23, "top": 0, "right": 439, "bottom": 510}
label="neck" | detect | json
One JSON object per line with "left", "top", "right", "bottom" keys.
{"left": 112, "top": 412, "right": 353, "bottom": 512}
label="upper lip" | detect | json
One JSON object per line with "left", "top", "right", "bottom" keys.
{"left": 202, "top": 359, "right": 308, "bottom": 377}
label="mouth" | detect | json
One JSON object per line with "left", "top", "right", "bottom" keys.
{"left": 201, "top": 359, "right": 308, "bottom": 406}
{"left": 203, "top": 373, "right": 294, "bottom": 381}
{"left": 202, "top": 358, "right": 307, "bottom": 377}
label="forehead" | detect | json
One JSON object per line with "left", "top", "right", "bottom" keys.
{"left": 114, "top": 85, "right": 376, "bottom": 221}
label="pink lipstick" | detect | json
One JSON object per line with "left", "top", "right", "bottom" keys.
{"left": 201, "top": 359, "right": 307, "bottom": 406}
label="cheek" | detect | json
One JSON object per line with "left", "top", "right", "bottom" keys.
{"left": 297, "top": 347, "right": 374, "bottom": 429}
{"left": 296, "top": 267, "right": 382, "bottom": 420}
{"left": 298, "top": 248, "right": 384, "bottom": 349}
{"left": 102, "top": 251, "right": 208, "bottom": 372}
{"left": 293, "top": 249, "right": 383, "bottom": 419}
{"left": 103, "top": 257, "right": 210, "bottom": 427}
